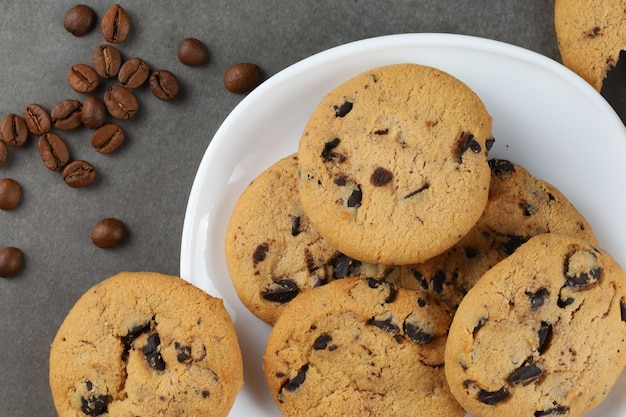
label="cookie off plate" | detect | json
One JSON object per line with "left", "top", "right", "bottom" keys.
{"left": 180, "top": 33, "right": 626, "bottom": 417}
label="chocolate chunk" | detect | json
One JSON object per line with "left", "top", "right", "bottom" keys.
{"left": 291, "top": 216, "right": 301, "bottom": 236}
{"left": 456, "top": 132, "right": 482, "bottom": 163}
{"left": 508, "top": 361, "right": 542, "bottom": 385}
{"left": 534, "top": 404, "right": 568, "bottom": 416}
{"left": 121, "top": 320, "right": 152, "bottom": 360}
{"left": 403, "top": 183, "right": 429, "bottom": 199}
{"left": 366, "top": 277, "right": 396, "bottom": 303}
{"left": 409, "top": 269, "right": 429, "bottom": 290}
{"left": 368, "top": 317, "right": 400, "bottom": 335}
{"left": 374, "top": 128, "right": 389, "bottom": 135}
{"left": 334, "top": 101, "right": 353, "bottom": 117}
{"left": 262, "top": 279, "right": 299, "bottom": 303}
{"left": 488, "top": 158, "right": 515, "bottom": 175}
{"left": 478, "top": 387, "right": 509, "bottom": 405}
{"left": 313, "top": 333, "right": 332, "bottom": 350}
{"left": 557, "top": 294, "right": 575, "bottom": 308}
{"left": 526, "top": 288, "right": 549, "bottom": 310}
{"left": 621, "top": 300, "right": 626, "bottom": 322}
{"left": 331, "top": 254, "right": 361, "bottom": 279}
{"left": 334, "top": 176, "right": 347, "bottom": 186}
{"left": 370, "top": 167, "right": 393, "bottom": 186}
{"left": 538, "top": 321, "right": 553, "bottom": 354}
{"left": 143, "top": 332, "right": 166, "bottom": 371}
{"left": 464, "top": 247, "right": 478, "bottom": 258}
{"left": 503, "top": 235, "right": 528, "bottom": 255}
{"left": 283, "top": 364, "right": 309, "bottom": 392}
{"left": 346, "top": 186, "right": 362, "bottom": 208}
{"left": 485, "top": 137, "right": 496, "bottom": 151}
{"left": 565, "top": 250, "right": 602, "bottom": 290}
{"left": 404, "top": 321, "right": 435, "bottom": 345}
{"left": 304, "top": 247, "right": 318, "bottom": 274}
{"left": 432, "top": 271, "right": 445, "bottom": 293}
{"left": 472, "top": 317, "right": 487, "bottom": 335}
{"left": 81, "top": 394, "right": 108, "bottom": 416}
{"left": 321, "top": 138, "right": 345, "bottom": 162}
{"left": 253, "top": 243, "right": 269, "bottom": 264}
{"left": 175, "top": 342, "right": 192, "bottom": 363}
{"left": 520, "top": 202, "right": 534, "bottom": 217}
{"left": 202, "top": 390, "right": 210, "bottom": 398}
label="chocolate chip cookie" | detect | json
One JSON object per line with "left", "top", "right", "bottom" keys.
{"left": 49, "top": 271, "right": 243, "bottom": 417}
{"left": 445, "top": 233, "right": 626, "bottom": 417}
{"left": 297, "top": 63, "right": 494, "bottom": 265}
{"left": 400, "top": 158, "right": 597, "bottom": 309}
{"left": 263, "top": 277, "right": 464, "bottom": 417}
{"left": 225, "top": 154, "right": 398, "bottom": 325}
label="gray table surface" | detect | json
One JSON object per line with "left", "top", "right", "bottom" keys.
{"left": 0, "top": 1, "right": 622, "bottom": 416}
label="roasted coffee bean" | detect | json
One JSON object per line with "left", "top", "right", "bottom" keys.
{"left": 262, "top": 279, "right": 299, "bottom": 303}
{"left": 100, "top": 3, "right": 130, "bottom": 44}
{"left": 0, "top": 178, "right": 22, "bottom": 210}
{"left": 92, "top": 44, "right": 122, "bottom": 79}
{"left": 282, "top": 364, "right": 309, "bottom": 392}
{"left": 0, "top": 140, "right": 7, "bottom": 166}
{"left": 51, "top": 99, "right": 83, "bottom": 131}
{"left": 23, "top": 103, "right": 51, "bottom": 135}
{"left": 177, "top": 38, "right": 209, "bottom": 66}
{"left": 0, "top": 246, "right": 24, "bottom": 278}
{"left": 91, "top": 124, "right": 124, "bottom": 154}
{"left": 38, "top": 133, "right": 70, "bottom": 171}
{"left": 68, "top": 63, "right": 99, "bottom": 94}
{"left": 223, "top": 63, "right": 262, "bottom": 93}
{"left": 62, "top": 160, "right": 96, "bottom": 188}
{"left": 0, "top": 114, "right": 28, "bottom": 147}
{"left": 404, "top": 321, "right": 436, "bottom": 345}
{"left": 104, "top": 86, "right": 138, "bottom": 120}
{"left": 149, "top": 70, "right": 179, "bottom": 101}
{"left": 90, "top": 217, "right": 127, "bottom": 248}
{"left": 63, "top": 4, "right": 96, "bottom": 37}
{"left": 81, "top": 96, "right": 107, "bottom": 129}
{"left": 118, "top": 57, "right": 150, "bottom": 88}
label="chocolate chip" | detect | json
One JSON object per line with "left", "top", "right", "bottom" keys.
{"left": 565, "top": 250, "right": 602, "bottom": 290}
{"left": 370, "top": 167, "right": 393, "bottom": 186}
{"left": 253, "top": 243, "right": 269, "bottom": 264}
{"left": 456, "top": 132, "right": 481, "bottom": 163}
{"left": 304, "top": 247, "right": 317, "bottom": 274}
{"left": 282, "top": 364, "right": 309, "bottom": 392}
{"left": 334, "top": 176, "right": 347, "bottom": 186}
{"left": 502, "top": 234, "right": 528, "bottom": 255}
{"left": 330, "top": 253, "right": 361, "bottom": 279}
{"left": 366, "top": 277, "right": 396, "bottom": 303}
{"left": 520, "top": 202, "right": 534, "bottom": 217}
{"left": 262, "top": 279, "right": 299, "bottom": 303}
{"left": 175, "top": 342, "right": 192, "bottom": 363}
{"left": 621, "top": 300, "right": 626, "bottom": 322}
{"left": 472, "top": 317, "right": 487, "bottom": 335}
{"left": 291, "top": 216, "right": 301, "bottom": 236}
{"left": 409, "top": 269, "right": 429, "bottom": 290}
{"left": 587, "top": 27, "right": 601, "bottom": 39}
{"left": 313, "top": 333, "right": 332, "bottom": 350}
{"left": 432, "top": 271, "right": 445, "bottom": 293}
{"left": 403, "top": 183, "right": 429, "bottom": 199}
{"left": 404, "top": 321, "right": 435, "bottom": 345}
{"left": 526, "top": 288, "right": 549, "bottom": 310}
{"left": 143, "top": 332, "right": 166, "bottom": 371}
{"left": 334, "top": 101, "right": 353, "bottom": 117}
{"left": 488, "top": 158, "right": 515, "bottom": 175}
{"left": 508, "top": 360, "right": 542, "bottom": 385}
{"left": 478, "top": 387, "right": 509, "bottom": 405}
{"left": 321, "top": 138, "right": 345, "bottom": 162}
{"left": 374, "top": 128, "right": 389, "bottom": 135}
{"left": 485, "top": 137, "right": 496, "bottom": 151}
{"left": 346, "top": 186, "right": 362, "bottom": 208}
{"left": 81, "top": 394, "right": 108, "bottom": 416}
{"left": 202, "top": 390, "right": 210, "bottom": 398}
{"left": 557, "top": 295, "right": 575, "bottom": 308}
{"left": 368, "top": 317, "right": 399, "bottom": 335}
{"left": 538, "top": 321, "right": 552, "bottom": 354}
{"left": 534, "top": 404, "right": 568, "bottom": 416}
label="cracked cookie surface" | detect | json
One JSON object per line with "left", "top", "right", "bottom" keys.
{"left": 444, "top": 233, "right": 626, "bottom": 417}
{"left": 49, "top": 271, "right": 243, "bottom": 417}
{"left": 263, "top": 277, "right": 464, "bottom": 417}
{"left": 297, "top": 63, "right": 493, "bottom": 265}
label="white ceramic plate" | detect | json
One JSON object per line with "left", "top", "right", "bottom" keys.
{"left": 180, "top": 33, "right": 626, "bottom": 417}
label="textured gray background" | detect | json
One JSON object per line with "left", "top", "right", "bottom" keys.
{"left": 0, "top": 1, "right": 620, "bottom": 416}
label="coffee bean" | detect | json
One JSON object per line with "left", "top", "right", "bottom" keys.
{"left": 38, "top": 132, "right": 70, "bottom": 171}
{"left": 0, "top": 178, "right": 22, "bottom": 210}
{"left": 91, "top": 124, "right": 124, "bottom": 154}
{"left": 81, "top": 96, "right": 107, "bottom": 129}
{"left": 93, "top": 44, "right": 122, "bottom": 79}
{"left": 0, "top": 140, "right": 7, "bottom": 166}
{"left": 101, "top": 4, "right": 130, "bottom": 44}
{"left": 0, "top": 114, "right": 29, "bottom": 147}
{"left": 63, "top": 4, "right": 96, "bottom": 37}
{"left": 118, "top": 57, "right": 150, "bottom": 89}
{"left": 90, "top": 217, "right": 127, "bottom": 248}
{"left": 23, "top": 103, "right": 51, "bottom": 135}
{"left": 223, "top": 63, "right": 262, "bottom": 93}
{"left": 104, "top": 85, "right": 138, "bottom": 120}
{"left": 0, "top": 247, "right": 24, "bottom": 278}
{"left": 62, "top": 160, "right": 96, "bottom": 188}
{"left": 68, "top": 64, "right": 99, "bottom": 94}
{"left": 149, "top": 70, "right": 179, "bottom": 101}
{"left": 177, "top": 38, "right": 209, "bottom": 66}
{"left": 51, "top": 99, "right": 83, "bottom": 131}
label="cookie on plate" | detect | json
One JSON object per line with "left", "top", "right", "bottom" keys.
{"left": 263, "top": 277, "right": 464, "bottom": 417}
{"left": 554, "top": 0, "right": 626, "bottom": 91}
{"left": 400, "top": 158, "right": 597, "bottom": 309}
{"left": 225, "top": 153, "right": 399, "bottom": 325}
{"left": 297, "top": 63, "right": 493, "bottom": 265}
{"left": 49, "top": 271, "right": 243, "bottom": 417}
{"left": 445, "top": 233, "right": 626, "bottom": 417}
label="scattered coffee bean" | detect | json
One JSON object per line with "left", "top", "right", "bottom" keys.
{"left": 38, "top": 132, "right": 70, "bottom": 171}
{"left": 93, "top": 44, "right": 122, "bottom": 79}
{"left": 50, "top": 99, "right": 83, "bottom": 131}
{"left": 100, "top": 3, "right": 130, "bottom": 44}
{"left": 223, "top": 63, "right": 263, "bottom": 93}
{"left": 118, "top": 57, "right": 150, "bottom": 88}
{"left": 68, "top": 63, "right": 99, "bottom": 94}
{"left": 0, "top": 114, "right": 29, "bottom": 147}
{"left": 90, "top": 217, "right": 127, "bottom": 248}
{"left": 23, "top": 103, "right": 51, "bottom": 135}
{"left": 104, "top": 85, "right": 138, "bottom": 120}
{"left": 0, "top": 247, "right": 24, "bottom": 278}
{"left": 63, "top": 4, "right": 96, "bottom": 37}
{"left": 81, "top": 96, "right": 107, "bottom": 129}
{"left": 177, "top": 38, "right": 209, "bottom": 66}
{"left": 91, "top": 124, "right": 124, "bottom": 154}
{"left": 0, "top": 178, "right": 22, "bottom": 210}
{"left": 62, "top": 160, "right": 96, "bottom": 188}
{"left": 149, "top": 70, "right": 179, "bottom": 101}
{"left": 0, "top": 141, "right": 7, "bottom": 166}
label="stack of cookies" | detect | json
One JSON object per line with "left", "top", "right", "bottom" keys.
{"left": 225, "top": 63, "right": 626, "bottom": 417}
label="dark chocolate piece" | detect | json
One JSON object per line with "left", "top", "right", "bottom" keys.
{"left": 478, "top": 387, "right": 509, "bottom": 405}
{"left": 262, "top": 279, "right": 299, "bottom": 303}
{"left": 143, "top": 332, "right": 166, "bottom": 370}
{"left": 404, "top": 321, "right": 435, "bottom": 345}
{"left": 334, "top": 101, "right": 353, "bottom": 117}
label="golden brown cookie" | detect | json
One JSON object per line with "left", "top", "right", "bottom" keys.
{"left": 49, "top": 271, "right": 243, "bottom": 417}
{"left": 297, "top": 63, "right": 493, "bottom": 265}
